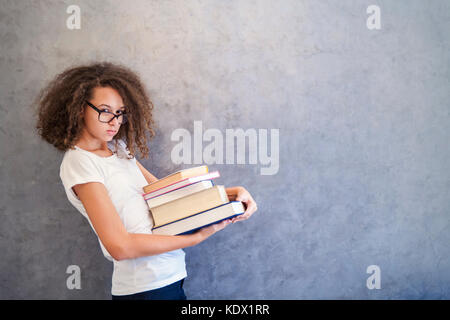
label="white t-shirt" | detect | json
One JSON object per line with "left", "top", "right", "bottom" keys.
{"left": 59, "top": 138, "right": 187, "bottom": 296}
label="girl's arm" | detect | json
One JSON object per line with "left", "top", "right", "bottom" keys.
{"left": 73, "top": 182, "right": 230, "bottom": 261}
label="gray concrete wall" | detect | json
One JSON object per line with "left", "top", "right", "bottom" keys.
{"left": 1, "top": 0, "right": 449, "bottom": 299}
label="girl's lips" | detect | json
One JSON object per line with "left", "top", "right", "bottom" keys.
{"left": 107, "top": 130, "right": 117, "bottom": 135}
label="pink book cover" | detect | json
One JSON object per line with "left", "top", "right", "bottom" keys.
{"left": 142, "top": 171, "right": 220, "bottom": 200}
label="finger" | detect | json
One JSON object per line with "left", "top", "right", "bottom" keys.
{"left": 221, "top": 219, "right": 232, "bottom": 228}
{"left": 232, "top": 215, "right": 245, "bottom": 223}
{"left": 233, "top": 213, "right": 249, "bottom": 222}
{"left": 219, "top": 219, "right": 230, "bottom": 226}
{"left": 235, "top": 195, "right": 247, "bottom": 203}
{"left": 234, "top": 203, "right": 257, "bottom": 222}
{"left": 243, "top": 201, "right": 256, "bottom": 214}
{"left": 249, "top": 202, "right": 257, "bottom": 214}
{"left": 241, "top": 197, "right": 255, "bottom": 207}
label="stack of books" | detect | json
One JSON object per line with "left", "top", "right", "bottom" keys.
{"left": 142, "top": 165, "right": 245, "bottom": 235}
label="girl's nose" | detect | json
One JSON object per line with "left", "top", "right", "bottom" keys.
{"left": 109, "top": 116, "right": 121, "bottom": 126}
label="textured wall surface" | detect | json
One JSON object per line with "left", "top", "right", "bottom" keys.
{"left": 1, "top": 0, "right": 449, "bottom": 299}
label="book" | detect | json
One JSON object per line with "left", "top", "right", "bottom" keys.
{"left": 143, "top": 165, "right": 208, "bottom": 194}
{"left": 152, "top": 201, "right": 245, "bottom": 235}
{"left": 145, "top": 180, "right": 214, "bottom": 209}
{"left": 150, "top": 185, "right": 229, "bottom": 228}
{"left": 142, "top": 171, "right": 220, "bottom": 199}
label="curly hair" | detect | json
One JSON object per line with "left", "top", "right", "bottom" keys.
{"left": 33, "top": 61, "right": 156, "bottom": 159}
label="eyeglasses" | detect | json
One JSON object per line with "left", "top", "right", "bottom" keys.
{"left": 85, "top": 100, "right": 129, "bottom": 124}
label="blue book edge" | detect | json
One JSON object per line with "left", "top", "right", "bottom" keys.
{"left": 178, "top": 212, "right": 243, "bottom": 235}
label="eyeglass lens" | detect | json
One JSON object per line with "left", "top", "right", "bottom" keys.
{"left": 99, "top": 112, "right": 127, "bottom": 124}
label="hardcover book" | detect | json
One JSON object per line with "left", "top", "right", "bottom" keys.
{"left": 145, "top": 180, "right": 214, "bottom": 209}
{"left": 150, "top": 185, "right": 229, "bottom": 228}
{"left": 143, "top": 165, "right": 208, "bottom": 194}
{"left": 152, "top": 201, "right": 245, "bottom": 235}
{"left": 142, "top": 171, "right": 219, "bottom": 199}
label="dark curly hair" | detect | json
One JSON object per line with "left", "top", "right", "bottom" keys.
{"left": 33, "top": 61, "right": 156, "bottom": 159}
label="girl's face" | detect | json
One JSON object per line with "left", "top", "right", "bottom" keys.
{"left": 82, "top": 86, "right": 126, "bottom": 143}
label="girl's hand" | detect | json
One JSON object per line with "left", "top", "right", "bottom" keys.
{"left": 195, "top": 219, "right": 233, "bottom": 242}
{"left": 225, "top": 186, "right": 258, "bottom": 223}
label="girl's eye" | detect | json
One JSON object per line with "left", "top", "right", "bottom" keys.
{"left": 101, "top": 109, "right": 124, "bottom": 114}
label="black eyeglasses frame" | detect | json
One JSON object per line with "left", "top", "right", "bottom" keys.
{"left": 85, "top": 100, "right": 128, "bottom": 124}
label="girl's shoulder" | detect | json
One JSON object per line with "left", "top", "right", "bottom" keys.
{"left": 60, "top": 145, "right": 100, "bottom": 169}
{"left": 61, "top": 138, "right": 132, "bottom": 164}
{"left": 111, "top": 138, "right": 134, "bottom": 159}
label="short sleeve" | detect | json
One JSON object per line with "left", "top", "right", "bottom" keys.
{"left": 59, "top": 151, "right": 105, "bottom": 202}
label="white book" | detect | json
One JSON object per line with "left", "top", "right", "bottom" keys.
{"left": 151, "top": 201, "right": 245, "bottom": 236}
{"left": 145, "top": 180, "right": 213, "bottom": 209}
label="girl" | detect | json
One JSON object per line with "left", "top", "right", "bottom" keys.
{"left": 34, "top": 61, "right": 257, "bottom": 300}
